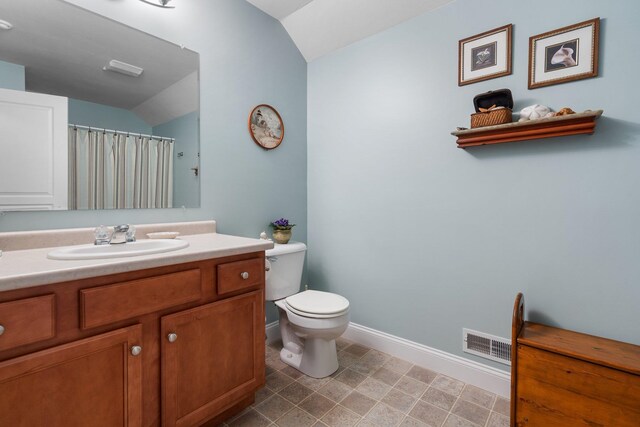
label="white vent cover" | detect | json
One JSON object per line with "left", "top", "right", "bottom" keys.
{"left": 463, "top": 328, "right": 511, "bottom": 365}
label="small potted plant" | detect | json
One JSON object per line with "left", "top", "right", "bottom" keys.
{"left": 271, "top": 218, "right": 295, "bottom": 244}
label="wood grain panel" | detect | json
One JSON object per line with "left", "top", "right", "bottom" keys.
{"left": 0, "top": 324, "right": 142, "bottom": 427}
{"left": 517, "top": 374, "right": 639, "bottom": 426}
{"left": 511, "top": 293, "right": 640, "bottom": 427}
{"left": 517, "top": 346, "right": 640, "bottom": 422}
{"left": 80, "top": 268, "right": 202, "bottom": 329}
{"left": 217, "top": 258, "right": 263, "bottom": 295}
{"left": 0, "top": 294, "right": 55, "bottom": 351}
{"left": 519, "top": 322, "right": 640, "bottom": 375}
{"left": 161, "top": 290, "right": 265, "bottom": 427}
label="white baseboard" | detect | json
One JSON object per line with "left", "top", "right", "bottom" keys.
{"left": 265, "top": 320, "right": 510, "bottom": 397}
{"left": 342, "top": 322, "right": 510, "bottom": 397}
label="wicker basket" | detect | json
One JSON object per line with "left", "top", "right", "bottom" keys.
{"left": 470, "top": 108, "right": 512, "bottom": 128}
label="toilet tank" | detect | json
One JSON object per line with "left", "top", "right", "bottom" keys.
{"left": 265, "top": 241, "right": 306, "bottom": 301}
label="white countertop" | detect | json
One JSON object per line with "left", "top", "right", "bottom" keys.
{"left": 0, "top": 232, "right": 274, "bottom": 292}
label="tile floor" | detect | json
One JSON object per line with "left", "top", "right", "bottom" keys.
{"left": 224, "top": 338, "right": 510, "bottom": 427}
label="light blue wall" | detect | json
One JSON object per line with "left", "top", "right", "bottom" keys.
{"left": 308, "top": 0, "right": 640, "bottom": 370}
{"left": 0, "top": 60, "right": 25, "bottom": 91}
{"left": 153, "top": 111, "right": 200, "bottom": 208}
{"left": 0, "top": 0, "right": 307, "bottom": 270}
{"left": 68, "top": 98, "right": 152, "bottom": 134}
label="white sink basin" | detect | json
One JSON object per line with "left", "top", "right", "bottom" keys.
{"left": 47, "top": 239, "right": 190, "bottom": 260}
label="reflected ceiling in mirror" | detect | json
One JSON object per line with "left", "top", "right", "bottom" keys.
{"left": 0, "top": 0, "right": 200, "bottom": 211}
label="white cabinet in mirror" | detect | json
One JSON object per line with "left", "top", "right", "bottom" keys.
{"left": 0, "top": 0, "right": 200, "bottom": 211}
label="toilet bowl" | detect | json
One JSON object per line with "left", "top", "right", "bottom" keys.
{"left": 266, "top": 242, "right": 350, "bottom": 378}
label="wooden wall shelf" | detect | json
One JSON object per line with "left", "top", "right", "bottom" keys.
{"left": 451, "top": 110, "right": 603, "bottom": 148}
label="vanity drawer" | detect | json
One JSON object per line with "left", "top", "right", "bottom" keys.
{"left": 217, "top": 258, "right": 263, "bottom": 295}
{"left": 80, "top": 268, "right": 202, "bottom": 329}
{"left": 0, "top": 294, "right": 55, "bottom": 352}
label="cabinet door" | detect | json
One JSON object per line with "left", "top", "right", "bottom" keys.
{"left": 0, "top": 324, "right": 142, "bottom": 427}
{"left": 161, "top": 291, "right": 265, "bottom": 427}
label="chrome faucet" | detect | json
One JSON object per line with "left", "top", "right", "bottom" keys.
{"left": 94, "top": 224, "right": 136, "bottom": 245}
{"left": 110, "top": 224, "right": 131, "bottom": 244}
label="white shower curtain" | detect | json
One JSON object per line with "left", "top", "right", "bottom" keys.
{"left": 68, "top": 127, "right": 173, "bottom": 209}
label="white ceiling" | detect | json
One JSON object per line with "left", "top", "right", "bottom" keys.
{"left": 246, "top": 0, "right": 454, "bottom": 62}
{"left": 246, "top": 0, "right": 313, "bottom": 20}
{"left": 133, "top": 71, "right": 199, "bottom": 127}
{"left": 0, "top": 0, "right": 198, "bottom": 124}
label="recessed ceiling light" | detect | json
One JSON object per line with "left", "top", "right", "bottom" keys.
{"left": 0, "top": 19, "right": 13, "bottom": 30}
{"left": 103, "top": 60, "right": 144, "bottom": 77}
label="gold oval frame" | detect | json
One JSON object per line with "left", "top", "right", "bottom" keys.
{"left": 248, "top": 104, "right": 284, "bottom": 150}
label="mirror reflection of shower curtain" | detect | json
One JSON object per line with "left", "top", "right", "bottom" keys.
{"left": 68, "top": 128, "right": 173, "bottom": 209}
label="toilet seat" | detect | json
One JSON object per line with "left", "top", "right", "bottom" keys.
{"left": 284, "top": 290, "right": 349, "bottom": 319}
{"left": 285, "top": 304, "right": 349, "bottom": 319}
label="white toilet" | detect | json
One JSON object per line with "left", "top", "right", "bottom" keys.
{"left": 265, "top": 242, "right": 350, "bottom": 378}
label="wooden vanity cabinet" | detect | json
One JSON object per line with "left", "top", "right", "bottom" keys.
{"left": 0, "top": 251, "right": 266, "bottom": 427}
{"left": 161, "top": 291, "right": 264, "bottom": 427}
{"left": 0, "top": 324, "right": 143, "bottom": 426}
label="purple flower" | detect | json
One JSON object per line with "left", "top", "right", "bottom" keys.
{"left": 271, "top": 218, "right": 296, "bottom": 230}
{"left": 274, "top": 218, "right": 289, "bottom": 227}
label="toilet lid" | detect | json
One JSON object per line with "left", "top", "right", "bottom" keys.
{"left": 285, "top": 290, "right": 350, "bottom": 316}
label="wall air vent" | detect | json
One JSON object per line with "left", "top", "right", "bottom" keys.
{"left": 463, "top": 328, "right": 511, "bottom": 365}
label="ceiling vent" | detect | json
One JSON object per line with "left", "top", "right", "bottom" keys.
{"left": 103, "top": 60, "right": 144, "bottom": 77}
{"left": 463, "top": 328, "right": 511, "bottom": 365}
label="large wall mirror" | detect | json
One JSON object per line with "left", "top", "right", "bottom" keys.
{"left": 0, "top": 0, "right": 200, "bottom": 211}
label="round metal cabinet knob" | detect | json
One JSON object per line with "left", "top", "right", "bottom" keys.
{"left": 130, "top": 345, "right": 142, "bottom": 356}
{"left": 240, "top": 272, "right": 249, "bottom": 280}
{"left": 0, "top": 325, "right": 4, "bottom": 336}
{"left": 167, "top": 333, "right": 178, "bottom": 343}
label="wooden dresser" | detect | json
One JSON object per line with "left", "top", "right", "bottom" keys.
{"left": 510, "top": 293, "right": 640, "bottom": 427}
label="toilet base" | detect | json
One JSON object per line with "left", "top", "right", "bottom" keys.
{"left": 280, "top": 337, "right": 339, "bottom": 378}
{"left": 275, "top": 300, "right": 348, "bottom": 378}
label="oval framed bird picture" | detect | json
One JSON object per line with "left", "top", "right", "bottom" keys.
{"left": 248, "top": 104, "right": 284, "bottom": 150}
{"left": 528, "top": 18, "right": 600, "bottom": 89}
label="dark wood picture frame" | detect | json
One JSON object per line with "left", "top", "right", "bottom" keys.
{"left": 248, "top": 104, "right": 284, "bottom": 150}
{"left": 458, "top": 24, "right": 513, "bottom": 86}
{"left": 528, "top": 18, "right": 600, "bottom": 89}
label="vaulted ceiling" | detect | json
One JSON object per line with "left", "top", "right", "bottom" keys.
{"left": 246, "top": 0, "right": 454, "bottom": 62}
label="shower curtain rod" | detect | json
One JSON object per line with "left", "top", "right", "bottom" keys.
{"left": 68, "top": 124, "right": 175, "bottom": 142}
